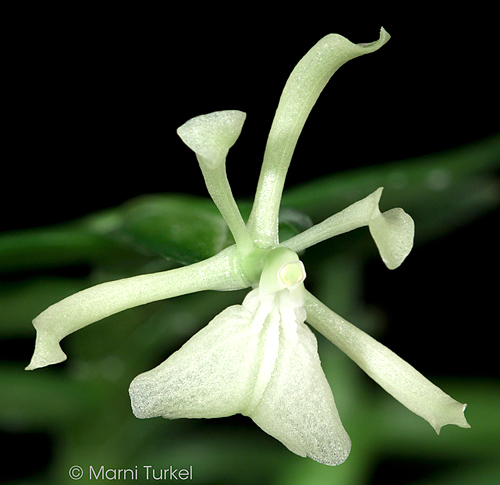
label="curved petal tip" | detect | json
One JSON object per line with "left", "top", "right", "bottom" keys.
{"left": 357, "top": 27, "right": 391, "bottom": 49}
{"left": 177, "top": 110, "right": 246, "bottom": 169}
{"left": 432, "top": 401, "right": 471, "bottom": 435}
{"left": 25, "top": 330, "right": 67, "bottom": 370}
{"left": 369, "top": 206, "right": 415, "bottom": 270}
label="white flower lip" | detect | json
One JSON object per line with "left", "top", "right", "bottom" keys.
{"left": 130, "top": 259, "right": 349, "bottom": 466}
{"left": 26, "top": 27, "right": 469, "bottom": 466}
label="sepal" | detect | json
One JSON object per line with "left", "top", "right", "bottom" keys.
{"left": 25, "top": 246, "right": 247, "bottom": 371}
{"left": 305, "top": 292, "right": 470, "bottom": 434}
{"left": 281, "top": 187, "right": 414, "bottom": 269}
{"left": 25, "top": 328, "right": 68, "bottom": 370}
{"left": 248, "top": 28, "right": 390, "bottom": 247}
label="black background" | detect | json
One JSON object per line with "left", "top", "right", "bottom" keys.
{"left": 4, "top": 9, "right": 498, "bottom": 230}
{"left": 2, "top": 6, "right": 499, "bottom": 484}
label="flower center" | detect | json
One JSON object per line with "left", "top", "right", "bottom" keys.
{"left": 278, "top": 261, "right": 306, "bottom": 288}
{"left": 255, "top": 247, "right": 306, "bottom": 298}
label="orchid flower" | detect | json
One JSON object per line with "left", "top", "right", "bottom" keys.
{"left": 26, "top": 29, "right": 469, "bottom": 466}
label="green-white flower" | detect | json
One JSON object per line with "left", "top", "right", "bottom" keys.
{"left": 26, "top": 29, "right": 469, "bottom": 466}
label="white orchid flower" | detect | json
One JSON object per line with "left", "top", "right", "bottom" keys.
{"left": 26, "top": 29, "right": 469, "bottom": 466}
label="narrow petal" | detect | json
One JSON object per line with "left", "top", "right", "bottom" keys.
{"left": 248, "top": 28, "right": 390, "bottom": 248}
{"left": 305, "top": 292, "right": 470, "bottom": 434}
{"left": 281, "top": 187, "right": 415, "bottom": 270}
{"left": 129, "top": 304, "right": 258, "bottom": 419}
{"left": 26, "top": 245, "right": 247, "bottom": 370}
{"left": 177, "top": 111, "right": 253, "bottom": 253}
{"left": 280, "top": 188, "right": 384, "bottom": 252}
{"left": 247, "top": 311, "right": 351, "bottom": 466}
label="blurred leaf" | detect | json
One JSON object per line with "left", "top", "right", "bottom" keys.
{"left": 4, "top": 135, "right": 496, "bottom": 272}
{"left": 0, "top": 365, "right": 102, "bottom": 428}
{"left": 104, "top": 194, "right": 231, "bottom": 265}
{"left": 134, "top": 426, "right": 286, "bottom": 485}
{"left": 0, "top": 225, "right": 133, "bottom": 274}
{"left": 283, "top": 133, "right": 500, "bottom": 227}
{"left": 278, "top": 206, "right": 313, "bottom": 243}
{"left": 410, "top": 461, "right": 500, "bottom": 485}
{"left": 2, "top": 134, "right": 499, "bottom": 485}
{"left": 0, "top": 277, "right": 86, "bottom": 336}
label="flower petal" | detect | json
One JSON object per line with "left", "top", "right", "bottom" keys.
{"left": 26, "top": 245, "right": 247, "bottom": 371}
{"left": 177, "top": 110, "right": 246, "bottom": 169}
{"left": 369, "top": 205, "right": 415, "bottom": 270}
{"left": 280, "top": 188, "right": 384, "bottom": 252}
{"left": 305, "top": 292, "right": 470, "bottom": 434}
{"left": 177, "top": 110, "right": 253, "bottom": 253}
{"left": 129, "top": 303, "right": 259, "bottom": 419}
{"left": 281, "top": 187, "right": 415, "bottom": 270}
{"left": 130, "top": 283, "right": 350, "bottom": 465}
{"left": 247, "top": 313, "right": 351, "bottom": 466}
{"left": 248, "top": 28, "right": 390, "bottom": 248}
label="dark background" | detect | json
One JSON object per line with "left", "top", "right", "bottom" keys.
{"left": 2, "top": 7, "right": 499, "bottom": 484}
{"left": 5, "top": 9, "right": 498, "bottom": 231}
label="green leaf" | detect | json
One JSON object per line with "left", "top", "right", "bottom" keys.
{"left": 0, "top": 278, "right": 86, "bottom": 336}
{"left": 0, "top": 225, "right": 131, "bottom": 274}
{"left": 0, "top": 364, "right": 101, "bottom": 427}
{"left": 278, "top": 206, "right": 313, "bottom": 244}
{"left": 108, "top": 194, "right": 231, "bottom": 265}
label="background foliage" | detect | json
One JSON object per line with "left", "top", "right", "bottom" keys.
{"left": 2, "top": 8, "right": 499, "bottom": 485}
